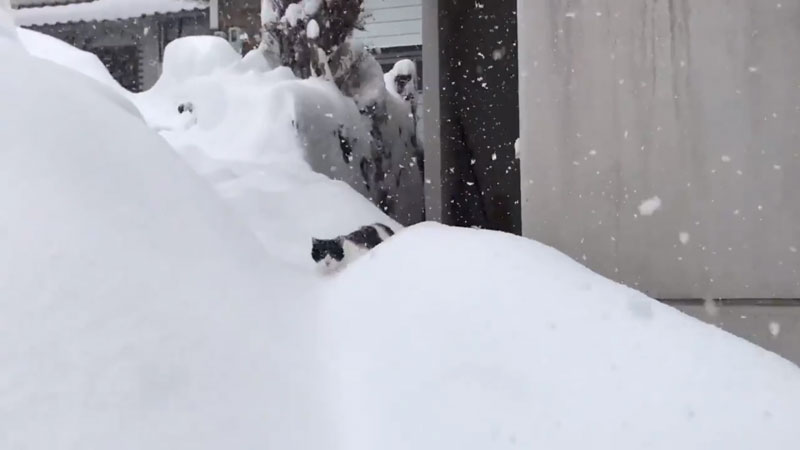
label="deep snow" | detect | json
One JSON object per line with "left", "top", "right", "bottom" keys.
{"left": 0, "top": 33, "right": 318, "bottom": 449}
{"left": 313, "top": 223, "right": 800, "bottom": 449}
{"left": 4, "top": 17, "right": 800, "bottom": 450}
{"left": 17, "top": 27, "right": 124, "bottom": 92}
{"left": 132, "top": 36, "right": 402, "bottom": 268}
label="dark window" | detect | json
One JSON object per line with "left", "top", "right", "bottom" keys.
{"left": 91, "top": 45, "right": 141, "bottom": 92}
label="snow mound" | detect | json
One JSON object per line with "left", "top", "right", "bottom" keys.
{"left": 0, "top": 39, "right": 313, "bottom": 449}
{"left": 17, "top": 28, "right": 123, "bottom": 92}
{"left": 133, "top": 37, "right": 399, "bottom": 269}
{"left": 311, "top": 223, "right": 800, "bottom": 449}
{"left": 238, "top": 46, "right": 275, "bottom": 73}
{"left": 157, "top": 36, "right": 241, "bottom": 86}
{"left": 15, "top": 27, "right": 139, "bottom": 119}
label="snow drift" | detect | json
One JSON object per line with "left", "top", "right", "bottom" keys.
{"left": 0, "top": 34, "right": 316, "bottom": 450}
{"left": 17, "top": 26, "right": 127, "bottom": 100}
{"left": 5, "top": 23, "right": 800, "bottom": 450}
{"left": 133, "top": 36, "right": 403, "bottom": 268}
{"left": 311, "top": 223, "right": 800, "bottom": 449}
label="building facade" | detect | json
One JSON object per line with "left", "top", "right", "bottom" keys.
{"left": 212, "top": 0, "right": 421, "bottom": 63}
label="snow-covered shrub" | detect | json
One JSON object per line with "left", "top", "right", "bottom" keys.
{"left": 261, "top": 0, "right": 365, "bottom": 79}
{"left": 260, "top": 0, "right": 424, "bottom": 224}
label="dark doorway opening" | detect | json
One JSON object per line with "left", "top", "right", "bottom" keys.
{"left": 437, "top": 0, "right": 520, "bottom": 234}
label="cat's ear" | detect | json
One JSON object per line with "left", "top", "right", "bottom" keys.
{"left": 312, "top": 237, "right": 321, "bottom": 244}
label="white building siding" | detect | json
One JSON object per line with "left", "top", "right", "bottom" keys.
{"left": 355, "top": 0, "right": 421, "bottom": 49}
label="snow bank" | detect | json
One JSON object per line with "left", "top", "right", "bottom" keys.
{"left": 17, "top": 27, "right": 122, "bottom": 93}
{"left": 15, "top": 27, "right": 139, "bottom": 120}
{"left": 133, "top": 37, "right": 400, "bottom": 269}
{"left": 0, "top": 38, "right": 316, "bottom": 449}
{"left": 14, "top": 0, "right": 206, "bottom": 27}
{"left": 5, "top": 27, "right": 800, "bottom": 450}
{"left": 310, "top": 223, "right": 800, "bottom": 449}
{"left": 156, "top": 35, "right": 242, "bottom": 85}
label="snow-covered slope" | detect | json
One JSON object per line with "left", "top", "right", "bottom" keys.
{"left": 133, "top": 37, "right": 401, "bottom": 269}
{"left": 17, "top": 27, "right": 123, "bottom": 92}
{"left": 6, "top": 24, "right": 800, "bottom": 450}
{"left": 312, "top": 223, "right": 800, "bottom": 449}
{"left": 0, "top": 36, "right": 315, "bottom": 450}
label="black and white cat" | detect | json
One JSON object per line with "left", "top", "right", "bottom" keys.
{"left": 311, "top": 223, "right": 395, "bottom": 272}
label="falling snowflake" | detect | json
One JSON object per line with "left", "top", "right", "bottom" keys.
{"left": 703, "top": 298, "right": 719, "bottom": 317}
{"left": 769, "top": 321, "right": 781, "bottom": 337}
{"left": 638, "top": 196, "right": 662, "bottom": 216}
{"left": 679, "top": 232, "right": 690, "bottom": 245}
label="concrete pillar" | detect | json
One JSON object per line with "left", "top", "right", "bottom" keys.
{"left": 518, "top": 0, "right": 800, "bottom": 298}
{"left": 421, "top": 0, "right": 443, "bottom": 222}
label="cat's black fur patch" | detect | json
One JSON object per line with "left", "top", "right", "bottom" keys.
{"left": 344, "top": 225, "right": 384, "bottom": 249}
{"left": 311, "top": 238, "right": 345, "bottom": 262}
{"left": 177, "top": 102, "right": 194, "bottom": 114}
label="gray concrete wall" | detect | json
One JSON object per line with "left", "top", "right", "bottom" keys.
{"left": 518, "top": 0, "right": 800, "bottom": 298}
{"left": 673, "top": 302, "right": 800, "bottom": 366}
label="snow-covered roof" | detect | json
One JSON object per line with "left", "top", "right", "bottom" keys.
{"left": 14, "top": 0, "right": 207, "bottom": 27}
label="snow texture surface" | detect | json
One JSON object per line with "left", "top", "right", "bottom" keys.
{"left": 0, "top": 36, "right": 313, "bottom": 450}
{"left": 133, "top": 36, "right": 399, "bottom": 269}
{"left": 5, "top": 28, "right": 800, "bottom": 450}
{"left": 306, "top": 18, "right": 320, "bottom": 39}
{"left": 14, "top": 0, "right": 206, "bottom": 27}
{"left": 17, "top": 27, "right": 123, "bottom": 92}
{"left": 311, "top": 223, "right": 800, "bottom": 449}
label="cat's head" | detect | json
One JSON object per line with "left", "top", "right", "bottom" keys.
{"left": 311, "top": 237, "right": 345, "bottom": 269}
